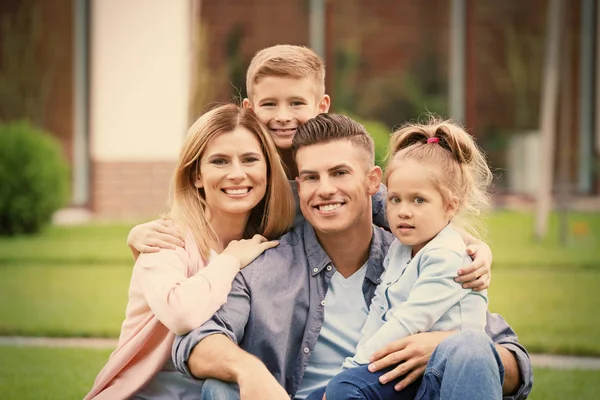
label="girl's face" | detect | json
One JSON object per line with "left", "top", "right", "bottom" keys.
{"left": 386, "top": 159, "right": 458, "bottom": 255}
{"left": 195, "top": 127, "right": 268, "bottom": 219}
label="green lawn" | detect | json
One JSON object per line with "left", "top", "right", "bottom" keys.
{"left": 0, "top": 212, "right": 598, "bottom": 356}
{"left": 0, "top": 222, "right": 134, "bottom": 265}
{"left": 488, "top": 268, "right": 600, "bottom": 356}
{"left": 0, "top": 264, "right": 130, "bottom": 337}
{"left": 0, "top": 345, "right": 597, "bottom": 400}
{"left": 484, "top": 211, "right": 600, "bottom": 268}
{"left": 0, "top": 346, "right": 112, "bottom": 400}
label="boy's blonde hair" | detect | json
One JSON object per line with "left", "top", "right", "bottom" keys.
{"left": 246, "top": 45, "right": 326, "bottom": 99}
{"left": 385, "top": 116, "right": 493, "bottom": 238}
{"left": 168, "top": 104, "right": 295, "bottom": 260}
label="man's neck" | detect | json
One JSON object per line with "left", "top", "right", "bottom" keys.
{"left": 279, "top": 148, "right": 298, "bottom": 180}
{"left": 315, "top": 217, "right": 373, "bottom": 279}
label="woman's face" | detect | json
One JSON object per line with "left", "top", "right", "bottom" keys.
{"left": 195, "top": 126, "right": 268, "bottom": 218}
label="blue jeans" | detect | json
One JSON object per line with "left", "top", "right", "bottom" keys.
{"left": 202, "top": 331, "right": 504, "bottom": 400}
{"left": 305, "top": 366, "right": 420, "bottom": 400}
{"left": 200, "top": 379, "right": 240, "bottom": 400}
{"left": 309, "top": 330, "right": 504, "bottom": 400}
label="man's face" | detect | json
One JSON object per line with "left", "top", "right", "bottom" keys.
{"left": 244, "top": 76, "right": 330, "bottom": 149}
{"left": 295, "top": 140, "right": 381, "bottom": 235}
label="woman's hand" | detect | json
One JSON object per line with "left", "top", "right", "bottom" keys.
{"left": 455, "top": 243, "right": 492, "bottom": 291}
{"left": 127, "top": 218, "right": 185, "bottom": 257}
{"left": 222, "top": 234, "right": 279, "bottom": 269}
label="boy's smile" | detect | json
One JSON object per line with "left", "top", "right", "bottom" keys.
{"left": 244, "top": 76, "right": 330, "bottom": 149}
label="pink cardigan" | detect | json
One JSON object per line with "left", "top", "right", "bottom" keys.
{"left": 85, "top": 233, "right": 240, "bottom": 400}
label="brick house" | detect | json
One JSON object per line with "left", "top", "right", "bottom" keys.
{"left": 1, "top": 0, "right": 598, "bottom": 218}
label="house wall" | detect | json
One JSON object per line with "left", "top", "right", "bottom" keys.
{"left": 89, "top": 0, "right": 192, "bottom": 217}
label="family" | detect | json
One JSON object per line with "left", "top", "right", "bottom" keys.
{"left": 85, "top": 45, "right": 533, "bottom": 400}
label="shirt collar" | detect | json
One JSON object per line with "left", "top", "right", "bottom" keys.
{"left": 300, "top": 222, "right": 393, "bottom": 280}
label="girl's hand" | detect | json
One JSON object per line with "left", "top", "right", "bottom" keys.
{"left": 222, "top": 234, "right": 279, "bottom": 269}
{"left": 454, "top": 243, "right": 492, "bottom": 291}
{"left": 127, "top": 218, "right": 185, "bottom": 255}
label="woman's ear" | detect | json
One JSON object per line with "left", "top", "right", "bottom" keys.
{"left": 194, "top": 175, "right": 203, "bottom": 189}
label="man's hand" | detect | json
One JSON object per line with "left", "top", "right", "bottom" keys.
{"left": 455, "top": 243, "right": 492, "bottom": 291}
{"left": 127, "top": 218, "right": 185, "bottom": 259}
{"left": 238, "top": 367, "right": 289, "bottom": 400}
{"left": 368, "top": 331, "right": 455, "bottom": 391}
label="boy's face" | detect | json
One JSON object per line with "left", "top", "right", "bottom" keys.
{"left": 243, "top": 76, "right": 330, "bottom": 149}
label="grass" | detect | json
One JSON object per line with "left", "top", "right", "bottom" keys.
{"left": 0, "top": 345, "right": 598, "bottom": 400}
{"left": 0, "top": 346, "right": 112, "bottom": 400}
{"left": 0, "top": 211, "right": 598, "bottom": 355}
{"left": 483, "top": 211, "right": 600, "bottom": 268}
{"left": 0, "top": 222, "right": 134, "bottom": 265}
{"left": 529, "top": 368, "right": 600, "bottom": 400}
{"left": 0, "top": 264, "right": 130, "bottom": 337}
{"left": 488, "top": 268, "right": 600, "bottom": 356}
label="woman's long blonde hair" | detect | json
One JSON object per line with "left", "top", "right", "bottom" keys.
{"left": 168, "top": 104, "right": 295, "bottom": 259}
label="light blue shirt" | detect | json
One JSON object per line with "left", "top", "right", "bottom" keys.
{"left": 295, "top": 263, "right": 369, "bottom": 399}
{"left": 345, "top": 224, "right": 488, "bottom": 367}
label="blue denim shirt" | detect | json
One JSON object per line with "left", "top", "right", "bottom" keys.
{"left": 173, "top": 222, "right": 533, "bottom": 400}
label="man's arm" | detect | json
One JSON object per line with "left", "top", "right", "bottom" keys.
{"left": 486, "top": 313, "right": 533, "bottom": 399}
{"left": 171, "top": 266, "right": 290, "bottom": 400}
{"left": 496, "top": 345, "right": 522, "bottom": 395}
{"left": 185, "top": 334, "right": 288, "bottom": 400}
{"left": 172, "top": 272, "right": 251, "bottom": 377}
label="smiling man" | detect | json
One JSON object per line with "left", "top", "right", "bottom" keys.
{"left": 172, "top": 114, "right": 533, "bottom": 400}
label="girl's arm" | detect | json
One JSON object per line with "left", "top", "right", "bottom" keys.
{"left": 350, "top": 247, "right": 485, "bottom": 365}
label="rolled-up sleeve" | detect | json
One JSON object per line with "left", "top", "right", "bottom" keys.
{"left": 486, "top": 312, "right": 533, "bottom": 400}
{"left": 172, "top": 271, "right": 252, "bottom": 377}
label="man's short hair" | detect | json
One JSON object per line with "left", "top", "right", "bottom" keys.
{"left": 292, "top": 114, "right": 375, "bottom": 166}
{"left": 246, "top": 45, "right": 325, "bottom": 99}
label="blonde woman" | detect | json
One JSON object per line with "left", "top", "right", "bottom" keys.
{"left": 85, "top": 104, "right": 295, "bottom": 400}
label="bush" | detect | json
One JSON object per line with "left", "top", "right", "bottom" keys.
{"left": 341, "top": 111, "right": 392, "bottom": 168}
{"left": 0, "top": 121, "right": 69, "bottom": 235}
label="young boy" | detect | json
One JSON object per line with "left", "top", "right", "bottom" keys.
{"left": 127, "top": 45, "right": 490, "bottom": 290}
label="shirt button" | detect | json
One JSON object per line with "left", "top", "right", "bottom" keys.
{"left": 377, "top": 278, "right": 382, "bottom": 283}
{"left": 303, "top": 347, "right": 310, "bottom": 354}
{"left": 326, "top": 265, "right": 332, "bottom": 271}
{"left": 320, "top": 300, "right": 326, "bottom": 306}
{"left": 313, "top": 268, "right": 318, "bottom": 273}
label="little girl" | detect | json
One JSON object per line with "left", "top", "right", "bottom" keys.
{"left": 310, "top": 118, "right": 493, "bottom": 400}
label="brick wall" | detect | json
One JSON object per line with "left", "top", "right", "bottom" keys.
{"left": 91, "top": 161, "right": 175, "bottom": 218}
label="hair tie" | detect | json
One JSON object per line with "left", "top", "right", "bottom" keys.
{"left": 427, "top": 137, "right": 440, "bottom": 144}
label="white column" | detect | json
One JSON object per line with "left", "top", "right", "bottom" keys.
{"left": 90, "top": 0, "right": 191, "bottom": 162}
{"left": 578, "top": 0, "right": 594, "bottom": 193}
{"left": 449, "top": 0, "right": 466, "bottom": 123}
{"left": 309, "top": 0, "right": 326, "bottom": 59}
{"left": 72, "top": 0, "right": 90, "bottom": 205}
